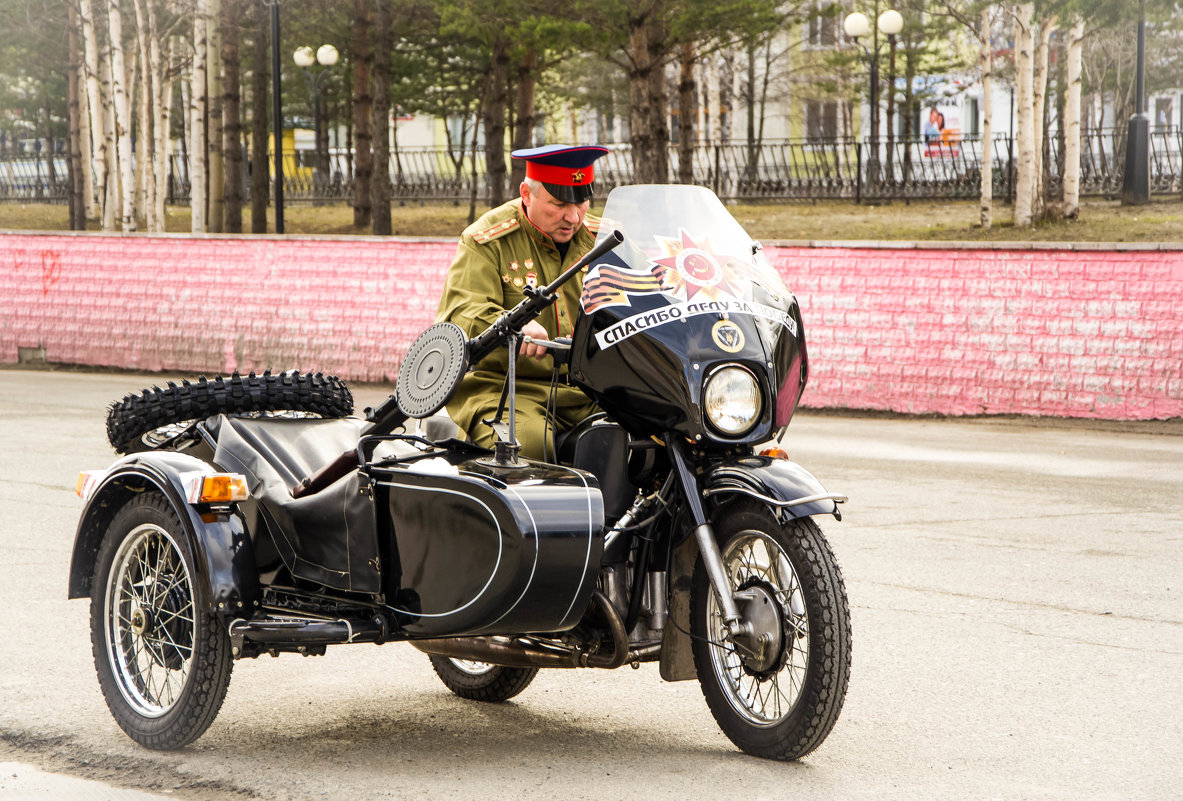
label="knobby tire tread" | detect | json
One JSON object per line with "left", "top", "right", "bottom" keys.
{"left": 106, "top": 371, "right": 353, "bottom": 453}
{"left": 427, "top": 655, "right": 539, "bottom": 702}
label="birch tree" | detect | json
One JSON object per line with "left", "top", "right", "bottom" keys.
{"left": 107, "top": 0, "right": 136, "bottom": 230}
{"left": 934, "top": 1, "right": 998, "bottom": 229}
{"left": 978, "top": 6, "right": 993, "bottom": 229}
{"left": 1013, "top": 2, "right": 1035, "bottom": 227}
{"left": 131, "top": 0, "right": 157, "bottom": 230}
{"left": 78, "top": 0, "right": 110, "bottom": 227}
{"left": 191, "top": 0, "right": 209, "bottom": 232}
{"left": 1063, "top": 17, "right": 1084, "bottom": 217}
{"left": 1031, "top": 15, "right": 1056, "bottom": 217}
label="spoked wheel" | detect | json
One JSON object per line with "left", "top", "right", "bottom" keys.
{"left": 90, "top": 494, "right": 233, "bottom": 750}
{"left": 427, "top": 654, "right": 538, "bottom": 702}
{"left": 691, "top": 501, "right": 851, "bottom": 761}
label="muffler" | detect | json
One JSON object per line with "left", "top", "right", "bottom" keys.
{"left": 411, "top": 590, "right": 629, "bottom": 669}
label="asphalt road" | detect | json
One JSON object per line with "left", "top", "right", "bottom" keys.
{"left": 1, "top": 368, "right": 1180, "bottom": 801}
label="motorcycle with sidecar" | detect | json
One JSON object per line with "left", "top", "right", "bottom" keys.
{"left": 69, "top": 184, "right": 851, "bottom": 760}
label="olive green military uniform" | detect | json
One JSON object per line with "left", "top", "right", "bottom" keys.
{"left": 435, "top": 198, "right": 600, "bottom": 459}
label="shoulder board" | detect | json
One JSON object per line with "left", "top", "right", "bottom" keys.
{"left": 472, "top": 217, "right": 520, "bottom": 244}
{"left": 583, "top": 215, "right": 602, "bottom": 233}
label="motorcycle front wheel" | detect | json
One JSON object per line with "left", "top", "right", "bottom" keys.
{"left": 427, "top": 654, "right": 538, "bottom": 702}
{"left": 90, "top": 494, "right": 233, "bottom": 750}
{"left": 691, "top": 501, "right": 851, "bottom": 761}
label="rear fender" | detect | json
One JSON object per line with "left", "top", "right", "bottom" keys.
{"left": 703, "top": 455, "right": 846, "bottom": 520}
{"left": 68, "top": 451, "right": 260, "bottom": 615}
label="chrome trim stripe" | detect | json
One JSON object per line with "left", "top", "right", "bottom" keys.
{"left": 374, "top": 481, "right": 504, "bottom": 618}
{"left": 703, "top": 487, "right": 849, "bottom": 508}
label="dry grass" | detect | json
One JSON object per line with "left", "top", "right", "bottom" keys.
{"left": 2, "top": 195, "right": 1181, "bottom": 243}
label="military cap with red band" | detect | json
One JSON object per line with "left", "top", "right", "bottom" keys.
{"left": 513, "top": 144, "right": 610, "bottom": 204}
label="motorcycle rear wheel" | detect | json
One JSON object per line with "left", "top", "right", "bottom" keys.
{"left": 427, "top": 654, "right": 539, "bottom": 702}
{"left": 691, "top": 501, "right": 851, "bottom": 761}
{"left": 90, "top": 494, "right": 233, "bottom": 750}
{"left": 106, "top": 370, "right": 353, "bottom": 454}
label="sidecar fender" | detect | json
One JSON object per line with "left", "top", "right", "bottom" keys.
{"left": 68, "top": 451, "right": 260, "bottom": 615}
{"left": 703, "top": 455, "right": 847, "bottom": 520}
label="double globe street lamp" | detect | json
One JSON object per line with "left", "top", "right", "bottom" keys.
{"left": 843, "top": 8, "right": 904, "bottom": 187}
{"left": 293, "top": 44, "right": 339, "bottom": 201}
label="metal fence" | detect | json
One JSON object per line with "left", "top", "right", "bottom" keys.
{"left": 4, "top": 127, "right": 1181, "bottom": 206}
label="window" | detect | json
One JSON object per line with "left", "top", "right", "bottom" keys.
{"left": 807, "top": 2, "right": 838, "bottom": 48}
{"left": 805, "top": 100, "right": 839, "bottom": 140}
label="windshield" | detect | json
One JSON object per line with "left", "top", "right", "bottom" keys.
{"left": 583, "top": 184, "right": 795, "bottom": 350}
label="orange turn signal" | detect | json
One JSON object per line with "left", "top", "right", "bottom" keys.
{"left": 759, "top": 446, "right": 790, "bottom": 460}
{"left": 183, "top": 472, "right": 250, "bottom": 504}
{"left": 197, "top": 474, "right": 249, "bottom": 504}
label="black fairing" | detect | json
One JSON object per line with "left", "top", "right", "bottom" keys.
{"left": 570, "top": 185, "right": 808, "bottom": 446}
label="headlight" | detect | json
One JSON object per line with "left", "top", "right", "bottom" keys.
{"left": 703, "top": 365, "right": 762, "bottom": 436}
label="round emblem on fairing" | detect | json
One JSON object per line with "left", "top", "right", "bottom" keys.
{"left": 396, "top": 322, "right": 469, "bottom": 418}
{"left": 677, "top": 248, "right": 722, "bottom": 287}
{"left": 711, "top": 319, "right": 745, "bottom": 353}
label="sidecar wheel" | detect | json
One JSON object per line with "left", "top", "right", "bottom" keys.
{"left": 90, "top": 494, "right": 233, "bottom": 750}
{"left": 691, "top": 501, "right": 851, "bottom": 761}
{"left": 427, "top": 654, "right": 538, "bottom": 702}
{"left": 106, "top": 370, "right": 353, "bottom": 454}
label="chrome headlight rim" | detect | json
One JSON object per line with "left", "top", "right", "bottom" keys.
{"left": 702, "top": 363, "right": 763, "bottom": 438}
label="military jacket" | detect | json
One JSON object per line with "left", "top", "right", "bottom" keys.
{"left": 435, "top": 198, "right": 601, "bottom": 435}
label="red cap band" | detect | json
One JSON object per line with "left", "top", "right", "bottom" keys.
{"left": 525, "top": 161, "right": 595, "bottom": 187}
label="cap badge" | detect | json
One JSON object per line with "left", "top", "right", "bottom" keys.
{"left": 571, "top": 170, "right": 585, "bottom": 184}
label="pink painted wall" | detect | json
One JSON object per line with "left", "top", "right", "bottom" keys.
{"left": 2, "top": 232, "right": 1180, "bottom": 420}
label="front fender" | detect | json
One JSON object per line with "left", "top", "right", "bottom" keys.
{"left": 703, "top": 454, "right": 846, "bottom": 519}
{"left": 68, "top": 451, "right": 260, "bottom": 615}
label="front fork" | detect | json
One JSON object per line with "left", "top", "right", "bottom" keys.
{"left": 666, "top": 436, "right": 750, "bottom": 641}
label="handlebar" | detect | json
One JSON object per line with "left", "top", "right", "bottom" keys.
{"left": 467, "top": 229, "right": 622, "bottom": 364}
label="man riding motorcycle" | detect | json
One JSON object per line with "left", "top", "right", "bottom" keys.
{"left": 434, "top": 144, "right": 609, "bottom": 459}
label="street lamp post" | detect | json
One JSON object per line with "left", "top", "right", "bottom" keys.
{"left": 1121, "top": 0, "right": 1150, "bottom": 205}
{"left": 844, "top": 8, "right": 903, "bottom": 192}
{"left": 293, "top": 44, "right": 339, "bottom": 200}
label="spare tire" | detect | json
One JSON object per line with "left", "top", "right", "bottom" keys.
{"left": 106, "top": 371, "right": 354, "bottom": 454}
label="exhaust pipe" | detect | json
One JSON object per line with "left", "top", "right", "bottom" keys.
{"left": 412, "top": 590, "right": 630, "bottom": 669}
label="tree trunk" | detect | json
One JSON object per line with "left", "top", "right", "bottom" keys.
{"left": 67, "top": 1, "right": 87, "bottom": 229}
{"left": 156, "top": 42, "right": 174, "bottom": 228}
{"left": 101, "top": 48, "right": 119, "bottom": 229}
{"left": 979, "top": 7, "right": 993, "bottom": 230}
{"left": 482, "top": 35, "right": 509, "bottom": 208}
{"left": 107, "top": 0, "right": 136, "bottom": 230}
{"left": 351, "top": 0, "right": 373, "bottom": 228}
{"left": 510, "top": 46, "right": 538, "bottom": 187}
{"left": 1063, "top": 19, "right": 1084, "bottom": 218}
{"left": 1013, "top": 3, "right": 1034, "bottom": 227}
{"left": 627, "top": 3, "right": 669, "bottom": 184}
{"left": 206, "top": 0, "right": 224, "bottom": 232}
{"left": 78, "top": 0, "right": 109, "bottom": 228}
{"left": 1032, "top": 16, "right": 1055, "bottom": 217}
{"left": 371, "top": 0, "right": 392, "bottom": 235}
{"left": 250, "top": 0, "right": 269, "bottom": 232}
{"left": 221, "top": 0, "right": 243, "bottom": 232}
{"left": 78, "top": 56, "right": 96, "bottom": 221}
{"left": 191, "top": 2, "right": 209, "bottom": 233}
{"left": 132, "top": 0, "right": 156, "bottom": 231}
{"left": 677, "top": 41, "right": 696, "bottom": 184}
